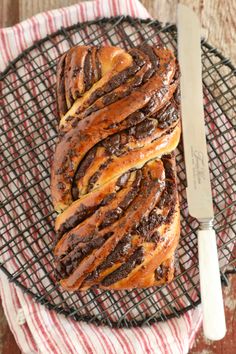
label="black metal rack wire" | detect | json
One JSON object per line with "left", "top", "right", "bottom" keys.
{"left": 0, "top": 16, "right": 235, "bottom": 328}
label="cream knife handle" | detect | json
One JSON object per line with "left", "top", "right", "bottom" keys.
{"left": 198, "top": 227, "right": 226, "bottom": 340}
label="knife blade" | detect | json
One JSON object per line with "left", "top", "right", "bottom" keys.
{"left": 177, "top": 4, "right": 226, "bottom": 340}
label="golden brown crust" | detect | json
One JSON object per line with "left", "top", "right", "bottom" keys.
{"left": 51, "top": 45, "right": 181, "bottom": 291}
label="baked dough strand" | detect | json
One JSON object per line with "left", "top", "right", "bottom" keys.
{"left": 51, "top": 45, "right": 181, "bottom": 291}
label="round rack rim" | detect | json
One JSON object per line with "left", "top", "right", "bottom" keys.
{"left": 0, "top": 15, "right": 235, "bottom": 328}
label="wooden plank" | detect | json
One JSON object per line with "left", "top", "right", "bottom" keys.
{"left": 19, "top": 0, "right": 83, "bottom": 20}
{"left": 140, "top": 0, "right": 236, "bottom": 65}
{"left": 0, "top": 299, "right": 21, "bottom": 354}
{"left": 0, "top": 0, "right": 19, "bottom": 27}
{"left": 190, "top": 274, "right": 236, "bottom": 354}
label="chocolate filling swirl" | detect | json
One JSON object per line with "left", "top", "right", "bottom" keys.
{"left": 52, "top": 44, "right": 180, "bottom": 291}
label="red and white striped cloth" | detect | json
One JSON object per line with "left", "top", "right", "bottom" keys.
{"left": 0, "top": 1, "right": 203, "bottom": 353}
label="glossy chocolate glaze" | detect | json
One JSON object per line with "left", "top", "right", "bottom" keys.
{"left": 136, "top": 209, "right": 164, "bottom": 237}
{"left": 55, "top": 235, "right": 107, "bottom": 280}
{"left": 129, "top": 118, "right": 156, "bottom": 139}
{"left": 51, "top": 46, "right": 177, "bottom": 211}
{"left": 66, "top": 49, "right": 153, "bottom": 129}
{"left": 78, "top": 48, "right": 148, "bottom": 116}
{"left": 86, "top": 158, "right": 113, "bottom": 193}
{"left": 99, "top": 170, "right": 142, "bottom": 229}
{"left": 156, "top": 100, "right": 179, "bottom": 129}
{"left": 54, "top": 158, "right": 178, "bottom": 289}
{"left": 139, "top": 44, "right": 159, "bottom": 82}
{"left": 52, "top": 44, "right": 181, "bottom": 290}
{"left": 57, "top": 171, "right": 132, "bottom": 239}
{"left": 72, "top": 108, "right": 179, "bottom": 198}
{"left": 71, "top": 147, "right": 97, "bottom": 199}
{"left": 56, "top": 169, "right": 142, "bottom": 260}
{"left": 54, "top": 154, "right": 178, "bottom": 285}
{"left": 116, "top": 172, "right": 131, "bottom": 187}
{"left": 95, "top": 49, "right": 102, "bottom": 82}
{"left": 101, "top": 246, "right": 144, "bottom": 286}
{"left": 83, "top": 50, "right": 93, "bottom": 92}
{"left": 56, "top": 204, "right": 98, "bottom": 240}
{"left": 56, "top": 160, "right": 165, "bottom": 289}
{"left": 56, "top": 53, "right": 67, "bottom": 118}
{"left": 155, "top": 264, "right": 165, "bottom": 281}
{"left": 87, "top": 233, "right": 132, "bottom": 280}
{"left": 75, "top": 124, "right": 180, "bottom": 198}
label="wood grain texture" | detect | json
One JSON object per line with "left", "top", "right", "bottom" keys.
{"left": 190, "top": 274, "right": 236, "bottom": 354}
{"left": 19, "top": 0, "right": 80, "bottom": 19}
{"left": 12, "top": 0, "right": 236, "bottom": 65}
{"left": 0, "top": 1, "right": 235, "bottom": 354}
{"left": 0, "top": 0, "right": 19, "bottom": 27}
{"left": 0, "top": 299, "right": 21, "bottom": 354}
{"left": 140, "top": 0, "right": 236, "bottom": 65}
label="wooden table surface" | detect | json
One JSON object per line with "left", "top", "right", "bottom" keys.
{"left": 0, "top": 1, "right": 235, "bottom": 354}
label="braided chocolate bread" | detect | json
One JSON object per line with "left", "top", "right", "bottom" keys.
{"left": 51, "top": 45, "right": 181, "bottom": 291}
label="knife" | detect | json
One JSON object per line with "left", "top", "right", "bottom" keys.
{"left": 177, "top": 4, "right": 226, "bottom": 340}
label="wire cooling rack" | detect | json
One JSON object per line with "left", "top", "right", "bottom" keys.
{"left": 0, "top": 16, "right": 235, "bottom": 328}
